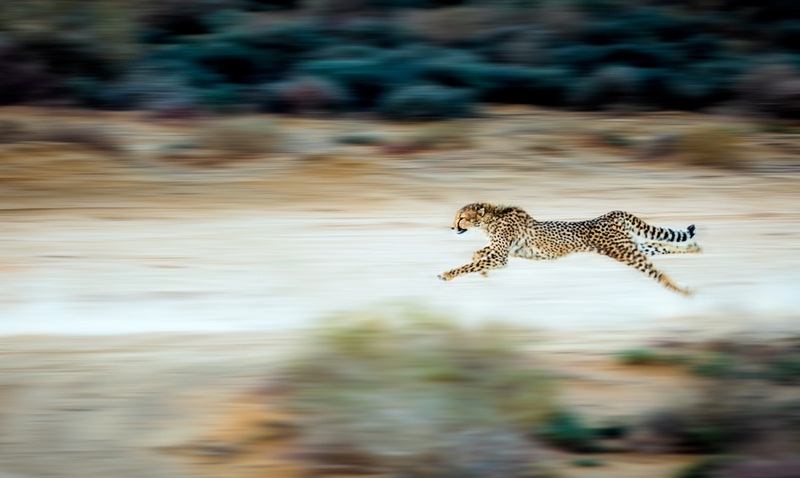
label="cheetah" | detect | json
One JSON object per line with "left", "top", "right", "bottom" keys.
{"left": 438, "top": 203, "right": 701, "bottom": 295}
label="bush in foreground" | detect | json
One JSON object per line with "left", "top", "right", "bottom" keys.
{"left": 678, "top": 455, "right": 800, "bottom": 478}
{"left": 278, "top": 306, "right": 557, "bottom": 477}
{"left": 634, "top": 338, "right": 800, "bottom": 456}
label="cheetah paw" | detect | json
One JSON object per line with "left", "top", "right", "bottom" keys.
{"left": 438, "top": 272, "right": 454, "bottom": 281}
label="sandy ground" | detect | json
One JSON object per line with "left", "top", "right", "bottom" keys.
{"left": 0, "top": 106, "right": 799, "bottom": 477}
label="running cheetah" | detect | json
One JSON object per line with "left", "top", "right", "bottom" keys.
{"left": 438, "top": 203, "right": 701, "bottom": 295}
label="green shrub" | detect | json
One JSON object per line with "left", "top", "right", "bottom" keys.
{"left": 616, "top": 348, "right": 661, "bottom": 365}
{"left": 738, "top": 62, "right": 800, "bottom": 118}
{"left": 196, "top": 84, "right": 248, "bottom": 112}
{"left": 0, "top": 1, "right": 139, "bottom": 71}
{"left": 474, "top": 27, "right": 546, "bottom": 65}
{"left": 329, "top": 18, "right": 414, "bottom": 48}
{"left": 570, "top": 65, "right": 642, "bottom": 108}
{"left": 310, "top": 44, "right": 387, "bottom": 60}
{"left": 0, "top": 44, "right": 58, "bottom": 105}
{"left": 298, "top": 58, "right": 397, "bottom": 108}
{"left": 548, "top": 44, "right": 606, "bottom": 73}
{"left": 773, "top": 21, "right": 800, "bottom": 50}
{"left": 598, "top": 42, "right": 681, "bottom": 68}
{"left": 378, "top": 85, "right": 476, "bottom": 119}
{"left": 95, "top": 63, "right": 203, "bottom": 111}
{"left": 280, "top": 306, "right": 557, "bottom": 477}
{"left": 581, "top": 18, "right": 648, "bottom": 45}
{"left": 184, "top": 40, "right": 263, "bottom": 85}
{"left": 641, "top": 374, "right": 800, "bottom": 455}
{"left": 245, "top": 0, "right": 301, "bottom": 10}
{"left": 754, "top": 121, "right": 798, "bottom": 134}
{"left": 689, "top": 353, "right": 738, "bottom": 378}
{"left": 0, "top": 0, "right": 796, "bottom": 113}
{"left": 581, "top": 7, "right": 703, "bottom": 45}
{"left": 538, "top": 410, "right": 599, "bottom": 452}
{"left": 139, "top": 0, "right": 221, "bottom": 41}
{"left": 639, "top": 69, "right": 714, "bottom": 110}
{"left": 149, "top": 21, "right": 330, "bottom": 86}
{"left": 235, "top": 21, "right": 328, "bottom": 53}
{"left": 336, "top": 133, "right": 385, "bottom": 145}
{"left": 675, "top": 456, "right": 736, "bottom": 478}
{"left": 570, "top": 457, "right": 604, "bottom": 467}
{"left": 766, "top": 356, "right": 800, "bottom": 384}
{"left": 462, "top": 65, "right": 570, "bottom": 106}
{"left": 260, "top": 76, "right": 351, "bottom": 114}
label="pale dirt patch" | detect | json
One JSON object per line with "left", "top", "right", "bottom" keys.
{"left": 0, "top": 106, "right": 798, "bottom": 477}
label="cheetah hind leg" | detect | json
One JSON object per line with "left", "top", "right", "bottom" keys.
{"left": 637, "top": 239, "right": 702, "bottom": 256}
{"left": 603, "top": 245, "right": 692, "bottom": 295}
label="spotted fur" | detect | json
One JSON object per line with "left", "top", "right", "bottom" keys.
{"left": 438, "top": 203, "right": 701, "bottom": 295}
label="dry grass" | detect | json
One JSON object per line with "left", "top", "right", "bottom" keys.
{"left": 196, "top": 117, "right": 281, "bottom": 158}
{"left": 0, "top": 118, "right": 27, "bottom": 144}
{"left": 0, "top": 119, "right": 124, "bottom": 155}
{"left": 382, "top": 123, "right": 474, "bottom": 154}
{"left": 673, "top": 127, "right": 749, "bottom": 169}
{"left": 277, "top": 306, "right": 557, "bottom": 477}
{"left": 32, "top": 123, "right": 124, "bottom": 154}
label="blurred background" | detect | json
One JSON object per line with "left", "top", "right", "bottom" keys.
{"left": 1, "top": 1, "right": 800, "bottom": 477}
{"left": 2, "top": 0, "right": 800, "bottom": 116}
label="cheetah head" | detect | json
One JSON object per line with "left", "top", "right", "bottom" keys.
{"left": 451, "top": 203, "right": 490, "bottom": 234}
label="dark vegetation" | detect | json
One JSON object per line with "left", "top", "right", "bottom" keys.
{"left": 3, "top": 0, "right": 800, "bottom": 118}
{"left": 617, "top": 338, "right": 800, "bottom": 477}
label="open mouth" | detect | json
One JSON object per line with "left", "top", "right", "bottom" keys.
{"left": 456, "top": 228, "right": 467, "bottom": 234}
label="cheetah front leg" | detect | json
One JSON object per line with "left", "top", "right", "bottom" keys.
{"left": 471, "top": 246, "right": 494, "bottom": 277}
{"left": 438, "top": 250, "right": 509, "bottom": 281}
{"left": 472, "top": 246, "right": 492, "bottom": 262}
{"left": 600, "top": 243, "right": 692, "bottom": 295}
